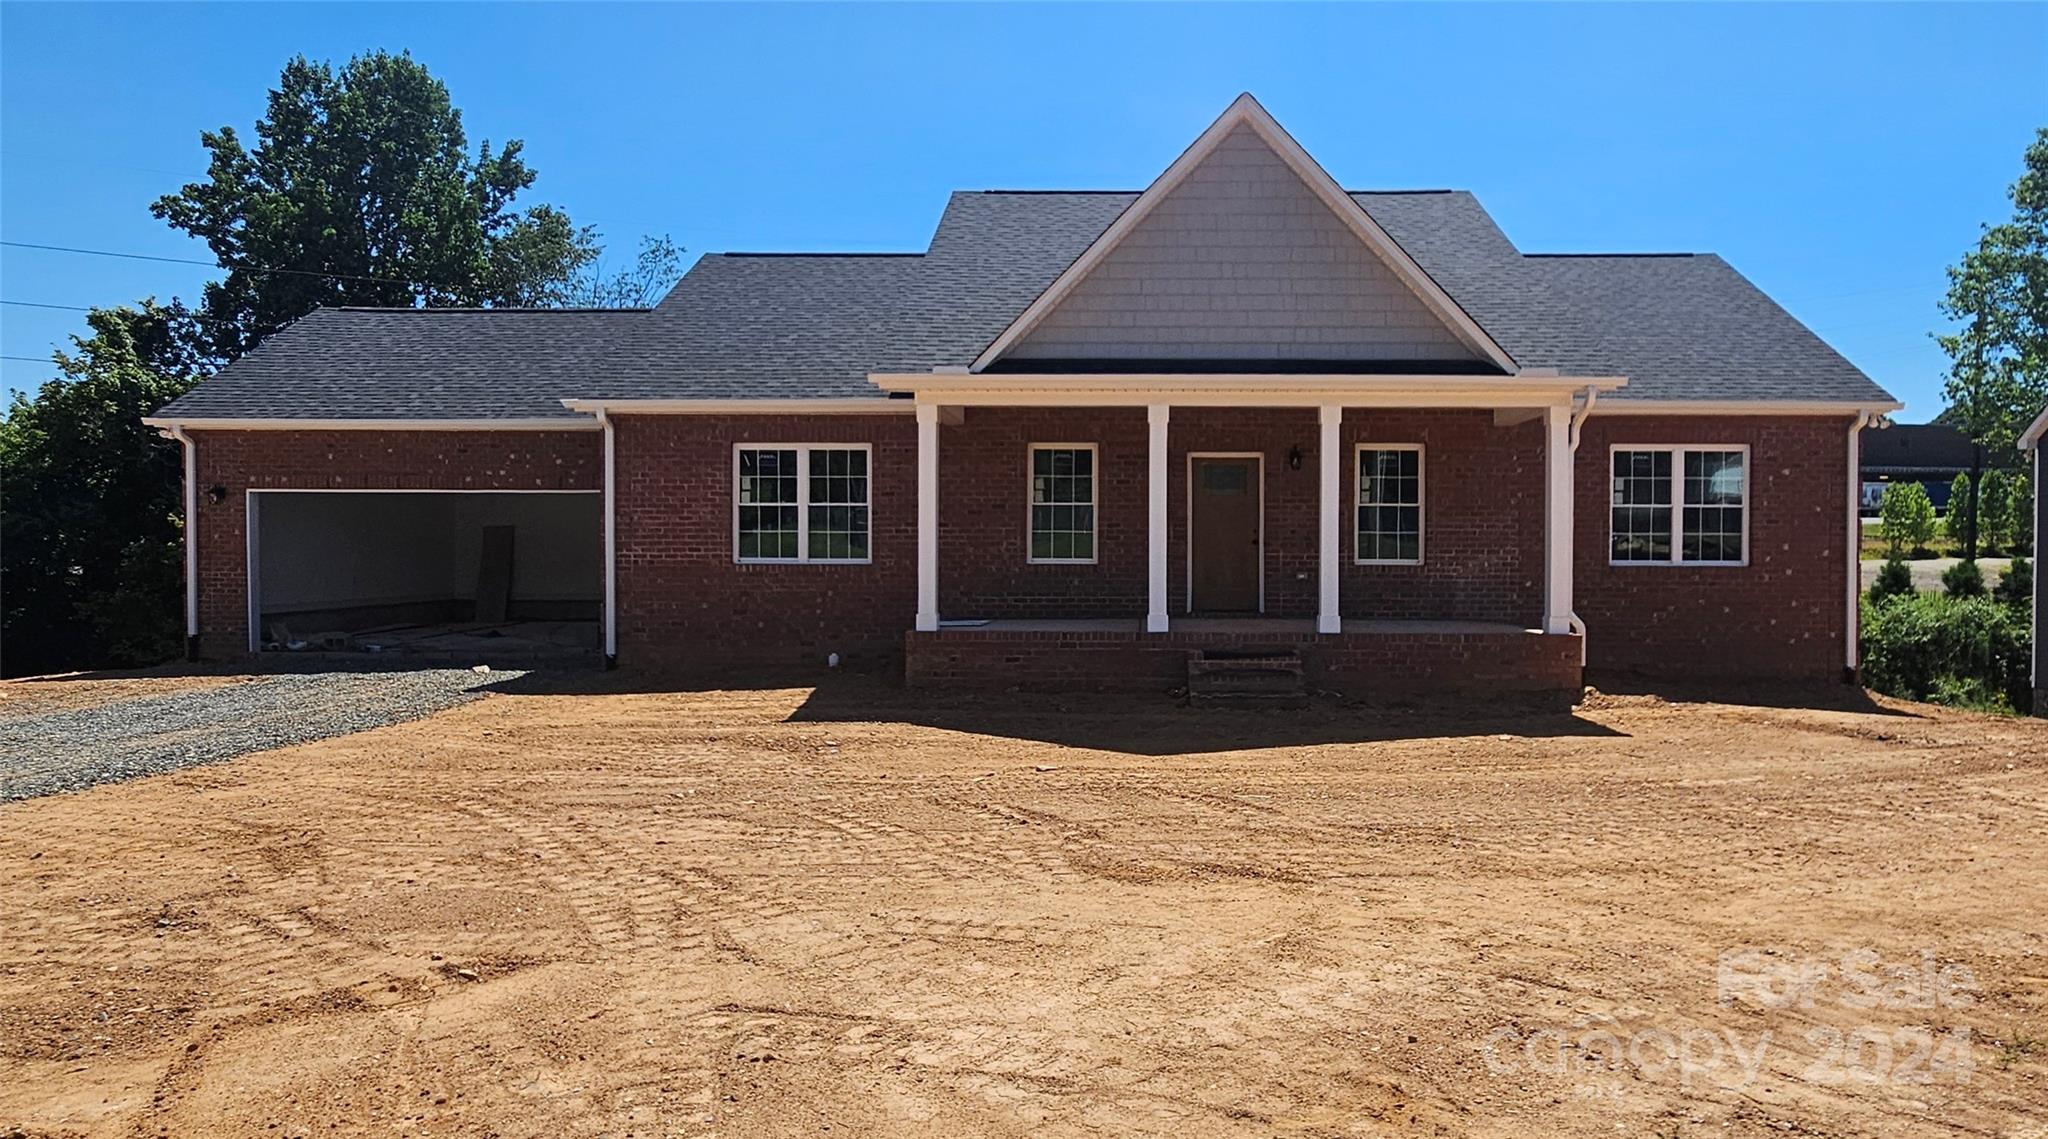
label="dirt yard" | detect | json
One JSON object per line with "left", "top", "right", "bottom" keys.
{"left": 2, "top": 675, "right": 2044, "bottom": 1137}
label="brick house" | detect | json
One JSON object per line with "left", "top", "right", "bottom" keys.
{"left": 146, "top": 94, "right": 1900, "bottom": 694}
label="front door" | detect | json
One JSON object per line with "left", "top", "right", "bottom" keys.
{"left": 1189, "top": 456, "right": 1261, "bottom": 612}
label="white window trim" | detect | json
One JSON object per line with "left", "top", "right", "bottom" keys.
{"left": 1026, "top": 442, "right": 1100, "bottom": 565}
{"left": 1606, "top": 443, "right": 1752, "bottom": 568}
{"left": 1352, "top": 442, "right": 1426, "bottom": 566}
{"left": 732, "top": 442, "right": 874, "bottom": 565}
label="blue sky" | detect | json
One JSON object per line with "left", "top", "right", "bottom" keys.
{"left": 2, "top": 3, "right": 2043, "bottom": 418}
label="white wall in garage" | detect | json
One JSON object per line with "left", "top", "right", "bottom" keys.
{"left": 447, "top": 493, "right": 601, "bottom": 603}
{"left": 257, "top": 492, "right": 600, "bottom": 612}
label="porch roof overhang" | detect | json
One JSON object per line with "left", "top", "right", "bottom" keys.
{"left": 867, "top": 371, "right": 1627, "bottom": 408}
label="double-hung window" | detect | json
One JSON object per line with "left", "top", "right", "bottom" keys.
{"left": 735, "top": 444, "right": 871, "bottom": 563}
{"left": 1355, "top": 445, "right": 1424, "bottom": 564}
{"left": 1609, "top": 445, "right": 1748, "bottom": 565}
{"left": 1029, "top": 444, "right": 1097, "bottom": 562}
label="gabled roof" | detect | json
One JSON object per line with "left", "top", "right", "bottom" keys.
{"left": 969, "top": 93, "right": 1517, "bottom": 374}
{"left": 153, "top": 97, "right": 1900, "bottom": 424}
{"left": 2023, "top": 404, "right": 2048, "bottom": 451}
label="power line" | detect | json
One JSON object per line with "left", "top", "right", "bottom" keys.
{"left": 1, "top": 299, "right": 92, "bottom": 312}
{"left": 2, "top": 354, "right": 55, "bottom": 364}
{"left": 0, "top": 239, "right": 414, "bottom": 287}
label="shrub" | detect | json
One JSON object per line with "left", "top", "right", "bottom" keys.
{"left": 1868, "top": 556, "right": 1915, "bottom": 603}
{"left": 1994, "top": 555, "right": 2032, "bottom": 608}
{"left": 1861, "top": 593, "right": 2031, "bottom": 713}
{"left": 1942, "top": 558, "right": 1986, "bottom": 598}
{"left": 1878, "top": 482, "right": 1937, "bottom": 556}
{"left": 2010, "top": 469, "right": 2034, "bottom": 556}
{"left": 1943, "top": 472, "right": 1975, "bottom": 546}
{"left": 1979, "top": 469, "right": 2011, "bottom": 554}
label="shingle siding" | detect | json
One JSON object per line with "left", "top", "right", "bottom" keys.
{"left": 1007, "top": 126, "right": 1478, "bottom": 364}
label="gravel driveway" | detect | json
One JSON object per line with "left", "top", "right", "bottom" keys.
{"left": 0, "top": 668, "right": 519, "bottom": 802}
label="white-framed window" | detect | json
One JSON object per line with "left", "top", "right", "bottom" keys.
{"left": 1028, "top": 444, "right": 1097, "bottom": 563}
{"left": 1609, "top": 444, "right": 1749, "bottom": 566}
{"left": 1354, "top": 444, "right": 1424, "bottom": 564}
{"left": 734, "top": 444, "right": 871, "bottom": 563}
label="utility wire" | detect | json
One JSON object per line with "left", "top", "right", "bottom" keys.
{"left": 2, "top": 354, "right": 57, "bottom": 363}
{"left": 0, "top": 239, "right": 413, "bottom": 287}
{"left": 2, "top": 299, "right": 93, "bottom": 312}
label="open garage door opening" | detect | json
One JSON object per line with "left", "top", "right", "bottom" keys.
{"left": 248, "top": 490, "right": 603, "bottom": 666}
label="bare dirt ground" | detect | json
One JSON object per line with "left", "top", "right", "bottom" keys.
{"left": 2, "top": 674, "right": 2044, "bottom": 1138}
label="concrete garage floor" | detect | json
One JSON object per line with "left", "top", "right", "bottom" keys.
{"left": 2, "top": 675, "right": 2044, "bottom": 1137}
{"left": 267, "top": 619, "right": 601, "bottom": 668}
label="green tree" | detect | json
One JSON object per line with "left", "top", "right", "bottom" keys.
{"left": 1880, "top": 481, "right": 1938, "bottom": 556}
{"left": 569, "top": 235, "right": 687, "bottom": 308}
{"left": 1944, "top": 472, "right": 1975, "bottom": 546}
{"left": 1979, "top": 468, "right": 2012, "bottom": 553}
{"left": 152, "top": 50, "right": 601, "bottom": 358}
{"left": 1936, "top": 127, "right": 2048, "bottom": 559}
{"left": 1, "top": 303, "right": 206, "bottom": 677}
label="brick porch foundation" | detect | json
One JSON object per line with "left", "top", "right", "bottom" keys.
{"left": 904, "top": 622, "right": 1582, "bottom": 695}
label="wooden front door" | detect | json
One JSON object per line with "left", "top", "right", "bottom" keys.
{"left": 1189, "top": 456, "right": 1261, "bottom": 612}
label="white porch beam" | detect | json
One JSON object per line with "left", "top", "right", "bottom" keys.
{"left": 915, "top": 403, "right": 940, "bottom": 632}
{"left": 1317, "top": 405, "right": 1342, "bottom": 634}
{"left": 1147, "top": 404, "right": 1170, "bottom": 633}
{"left": 1543, "top": 404, "right": 1574, "bottom": 635}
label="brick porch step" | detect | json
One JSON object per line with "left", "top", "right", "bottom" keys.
{"left": 1187, "top": 646, "right": 1307, "bottom": 708}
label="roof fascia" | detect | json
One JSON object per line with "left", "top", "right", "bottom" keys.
{"left": 1586, "top": 399, "right": 1906, "bottom": 417}
{"left": 141, "top": 416, "right": 600, "bottom": 432}
{"left": 559, "top": 398, "right": 913, "bottom": 416}
{"left": 966, "top": 93, "right": 1519, "bottom": 375}
{"left": 2020, "top": 404, "right": 2048, "bottom": 450}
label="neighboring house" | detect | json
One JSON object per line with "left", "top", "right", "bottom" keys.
{"left": 144, "top": 94, "right": 1901, "bottom": 693}
{"left": 2024, "top": 403, "right": 2047, "bottom": 718}
{"left": 1858, "top": 422, "right": 2019, "bottom": 512}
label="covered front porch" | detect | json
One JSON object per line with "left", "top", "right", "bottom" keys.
{"left": 905, "top": 616, "right": 1581, "bottom": 695}
{"left": 881, "top": 372, "right": 1622, "bottom": 694}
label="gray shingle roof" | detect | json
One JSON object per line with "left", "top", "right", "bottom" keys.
{"left": 153, "top": 308, "right": 643, "bottom": 420}
{"left": 154, "top": 189, "right": 1895, "bottom": 421}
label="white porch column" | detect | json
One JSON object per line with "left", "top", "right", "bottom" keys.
{"left": 915, "top": 402, "right": 940, "bottom": 632}
{"left": 1543, "top": 403, "right": 1574, "bottom": 635}
{"left": 1317, "top": 404, "right": 1343, "bottom": 634}
{"left": 1147, "top": 403, "right": 1170, "bottom": 633}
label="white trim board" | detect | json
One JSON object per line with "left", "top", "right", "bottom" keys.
{"left": 562, "top": 398, "right": 913, "bottom": 416}
{"left": 966, "top": 93, "right": 1518, "bottom": 376}
{"left": 144, "top": 416, "right": 600, "bottom": 432}
{"left": 1587, "top": 400, "right": 1902, "bottom": 417}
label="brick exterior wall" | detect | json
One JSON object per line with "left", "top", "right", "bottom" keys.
{"left": 936, "top": 406, "right": 1540, "bottom": 625}
{"left": 612, "top": 414, "right": 915, "bottom": 671}
{"left": 1574, "top": 415, "right": 1855, "bottom": 681}
{"left": 904, "top": 627, "right": 1582, "bottom": 695}
{"left": 1341, "top": 410, "right": 1543, "bottom": 623}
{"left": 183, "top": 411, "right": 1857, "bottom": 686}
{"left": 189, "top": 430, "right": 600, "bottom": 658}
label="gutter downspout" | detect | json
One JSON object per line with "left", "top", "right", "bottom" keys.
{"left": 1846, "top": 410, "right": 1874, "bottom": 684}
{"left": 1564, "top": 386, "right": 1598, "bottom": 664}
{"left": 597, "top": 408, "right": 618, "bottom": 670}
{"left": 167, "top": 426, "right": 200, "bottom": 661}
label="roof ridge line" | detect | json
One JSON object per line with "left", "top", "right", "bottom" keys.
{"left": 719, "top": 251, "right": 923, "bottom": 258}
{"left": 1524, "top": 252, "right": 1697, "bottom": 259}
{"left": 326, "top": 306, "right": 654, "bottom": 313}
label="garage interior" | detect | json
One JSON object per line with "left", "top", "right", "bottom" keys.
{"left": 250, "top": 491, "right": 603, "bottom": 665}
